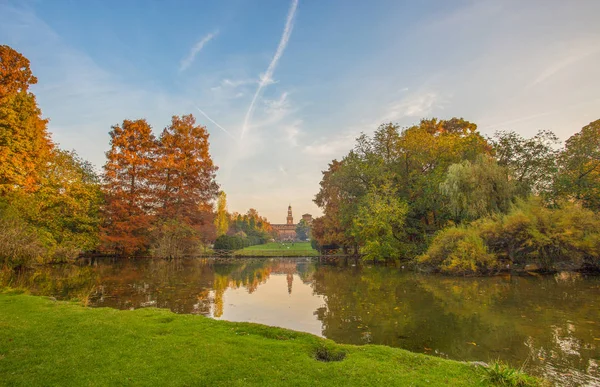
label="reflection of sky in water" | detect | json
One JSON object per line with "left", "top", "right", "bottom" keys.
{"left": 212, "top": 274, "right": 325, "bottom": 337}
{"left": 5, "top": 258, "right": 600, "bottom": 386}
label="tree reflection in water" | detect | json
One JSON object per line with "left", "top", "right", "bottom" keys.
{"left": 2, "top": 258, "right": 599, "bottom": 386}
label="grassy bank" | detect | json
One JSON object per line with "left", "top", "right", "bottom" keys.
{"left": 235, "top": 241, "right": 319, "bottom": 257}
{"left": 0, "top": 292, "right": 536, "bottom": 386}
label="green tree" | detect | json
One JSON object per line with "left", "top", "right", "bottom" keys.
{"left": 556, "top": 119, "right": 600, "bottom": 211}
{"left": 2, "top": 150, "right": 102, "bottom": 263}
{"left": 492, "top": 130, "right": 559, "bottom": 197}
{"left": 351, "top": 184, "right": 408, "bottom": 262}
{"left": 313, "top": 118, "right": 491, "bottom": 258}
{"left": 27, "top": 150, "right": 102, "bottom": 258}
{"left": 214, "top": 191, "right": 229, "bottom": 237}
{"left": 440, "top": 155, "right": 514, "bottom": 222}
{"left": 295, "top": 219, "right": 310, "bottom": 241}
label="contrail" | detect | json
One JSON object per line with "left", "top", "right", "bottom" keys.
{"left": 195, "top": 106, "right": 237, "bottom": 140}
{"left": 240, "top": 0, "right": 299, "bottom": 140}
{"left": 180, "top": 31, "right": 219, "bottom": 72}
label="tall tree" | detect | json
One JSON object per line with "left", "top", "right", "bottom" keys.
{"left": 0, "top": 45, "right": 52, "bottom": 194}
{"left": 101, "top": 119, "right": 156, "bottom": 255}
{"left": 214, "top": 191, "right": 229, "bottom": 236}
{"left": 492, "top": 130, "right": 559, "bottom": 197}
{"left": 155, "top": 114, "right": 219, "bottom": 223}
{"left": 557, "top": 119, "right": 600, "bottom": 211}
{"left": 313, "top": 160, "right": 357, "bottom": 252}
{"left": 350, "top": 183, "right": 408, "bottom": 262}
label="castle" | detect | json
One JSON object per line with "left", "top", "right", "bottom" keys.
{"left": 271, "top": 205, "right": 312, "bottom": 241}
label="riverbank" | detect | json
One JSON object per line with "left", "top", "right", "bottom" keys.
{"left": 0, "top": 292, "right": 539, "bottom": 386}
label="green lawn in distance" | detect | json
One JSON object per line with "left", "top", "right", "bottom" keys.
{"left": 235, "top": 241, "right": 319, "bottom": 257}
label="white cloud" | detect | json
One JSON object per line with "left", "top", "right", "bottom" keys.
{"left": 179, "top": 30, "right": 219, "bottom": 72}
{"left": 282, "top": 119, "right": 303, "bottom": 147}
{"left": 303, "top": 132, "right": 356, "bottom": 158}
{"left": 381, "top": 92, "right": 442, "bottom": 122}
{"left": 529, "top": 40, "right": 600, "bottom": 87}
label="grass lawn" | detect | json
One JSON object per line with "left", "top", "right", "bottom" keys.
{"left": 235, "top": 241, "right": 319, "bottom": 257}
{"left": 0, "top": 292, "right": 522, "bottom": 386}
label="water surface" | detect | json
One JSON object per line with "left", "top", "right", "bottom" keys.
{"left": 3, "top": 258, "right": 599, "bottom": 386}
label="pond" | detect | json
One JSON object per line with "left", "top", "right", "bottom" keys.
{"left": 3, "top": 257, "right": 599, "bottom": 386}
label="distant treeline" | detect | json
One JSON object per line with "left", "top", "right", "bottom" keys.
{"left": 311, "top": 117, "right": 600, "bottom": 274}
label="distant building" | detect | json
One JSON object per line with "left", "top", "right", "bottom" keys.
{"left": 272, "top": 205, "right": 311, "bottom": 241}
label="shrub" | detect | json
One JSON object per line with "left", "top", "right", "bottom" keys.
{"left": 0, "top": 210, "right": 46, "bottom": 268}
{"left": 479, "top": 360, "right": 542, "bottom": 387}
{"left": 419, "top": 226, "right": 498, "bottom": 275}
{"left": 213, "top": 234, "right": 264, "bottom": 251}
{"left": 420, "top": 197, "right": 600, "bottom": 274}
{"left": 150, "top": 220, "right": 203, "bottom": 258}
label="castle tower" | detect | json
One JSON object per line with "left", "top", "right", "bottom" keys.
{"left": 286, "top": 205, "right": 293, "bottom": 225}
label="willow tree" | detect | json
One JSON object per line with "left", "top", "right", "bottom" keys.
{"left": 440, "top": 155, "right": 514, "bottom": 222}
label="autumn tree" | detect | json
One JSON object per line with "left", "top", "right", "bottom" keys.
{"left": 0, "top": 46, "right": 104, "bottom": 266}
{"left": 146, "top": 114, "right": 220, "bottom": 256}
{"left": 155, "top": 115, "right": 218, "bottom": 222}
{"left": 0, "top": 45, "right": 52, "bottom": 194}
{"left": 101, "top": 119, "right": 156, "bottom": 255}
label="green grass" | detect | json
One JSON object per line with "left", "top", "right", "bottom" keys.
{"left": 235, "top": 241, "right": 319, "bottom": 257}
{"left": 0, "top": 292, "right": 513, "bottom": 386}
{"left": 479, "top": 361, "right": 541, "bottom": 387}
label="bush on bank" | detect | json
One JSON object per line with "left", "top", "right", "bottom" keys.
{"left": 419, "top": 198, "right": 600, "bottom": 274}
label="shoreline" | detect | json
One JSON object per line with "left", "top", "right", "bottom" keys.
{"left": 0, "top": 292, "right": 542, "bottom": 386}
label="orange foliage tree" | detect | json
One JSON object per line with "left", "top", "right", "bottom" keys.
{"left": 153, "top": 115, "right": 219, "bottom": 249}
{"left": 101, "top": 119, "right": 157, "bottom": 255}
{"left": 102, "top": 114, "right": 219, "bottom": 256}
{"left": 0, "top": 45, "right": 53, "bottom": 194}
{"left": 155, "top": 114, "right": 219, "bottom": 222}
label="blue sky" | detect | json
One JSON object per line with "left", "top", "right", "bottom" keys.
{"left": 1, "top": 0, "right": 599, "bottom": 223}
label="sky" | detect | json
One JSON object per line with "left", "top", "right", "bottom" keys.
{"left": 1, "top": 0, "right": 600, "bottom": 223}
